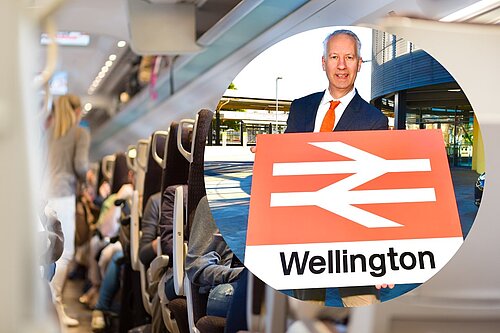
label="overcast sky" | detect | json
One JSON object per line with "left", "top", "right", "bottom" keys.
{"left": 224, "top": 26, "right": 373, "bottom": 102}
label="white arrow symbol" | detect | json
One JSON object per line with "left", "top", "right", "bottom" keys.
{"left": 270, "top": 142, "right": 436, "bottom": 228}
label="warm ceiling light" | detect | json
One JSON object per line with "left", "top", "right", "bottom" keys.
{"left": 128, "top": 147, "right": 137, "bottom": 159}
{"left": 105, "top": 60, "right": 113, "bottom": 67}
{"left": 101, "top": 66, "right": 109, "bottom": 73}
{"left": 117, "top": 40, "right": 127, "bottom": 48}
{"left": 120, "top": 92, "right": 130, "bottom": 103}
{"left": 109, "top": 54, "right": 117, "bottom": 61}
{"left": 98, "top": 72, "right": 105, "bottom": 79}
{"left": 84, "top": 103, "right": 92, "bottom": 111}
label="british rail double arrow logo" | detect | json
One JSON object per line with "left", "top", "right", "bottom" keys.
{"left": 271, "top": 141, "right": 435, "bottom": 228}
{"left": 244, "top": 130, "right": 463, "bottom": 290}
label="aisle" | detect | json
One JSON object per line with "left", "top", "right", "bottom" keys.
{"left": 64, "top": 278, "right": 92, "bottom": 333}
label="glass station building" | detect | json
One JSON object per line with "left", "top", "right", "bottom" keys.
{"left": 370, "top": 30, "right": 484, "bottom": 172}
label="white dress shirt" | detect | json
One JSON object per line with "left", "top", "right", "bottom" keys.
{"left": 313, "top": 88, "right": 356, "bottom": 132}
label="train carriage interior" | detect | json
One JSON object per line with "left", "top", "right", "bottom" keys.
{"left": 1, "top": 0, "right": 500, "bottom": 332}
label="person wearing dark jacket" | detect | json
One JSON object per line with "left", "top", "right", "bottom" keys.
{"left": 285, "top": 29, "right": 390, "bottom": 307}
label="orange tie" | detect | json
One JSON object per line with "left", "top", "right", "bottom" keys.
{"left": 320, "top": 100, "right": 340, "bottom": 132}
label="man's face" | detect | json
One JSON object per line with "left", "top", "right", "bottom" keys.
{"left": 322, "top": 34, "right": 362, "bottom": 99}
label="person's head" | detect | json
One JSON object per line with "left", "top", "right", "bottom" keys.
{"left": 52, "top": 94, "right": 81, "bottom": 139}
{"left": 322, "top": 29, "right": 363, "bottom": 99}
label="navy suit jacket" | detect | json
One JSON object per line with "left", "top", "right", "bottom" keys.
{"left": 285, "top": 90, "right": 388, "bottom": 133}
{"left": 284, "top": 90, "right": 388, "bottom": 305}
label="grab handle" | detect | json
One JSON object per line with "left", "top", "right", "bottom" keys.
{"left": 126, "top": 145, "right": 137, "bottom": 172}
{"left": 177, "top": 118, "right": 195, "bottom": 163}
{"left": 101, "top": 155, "right": 115, "bottom": 181}
{"left": 151, "top": 130, "right": 169, "bottom": 167}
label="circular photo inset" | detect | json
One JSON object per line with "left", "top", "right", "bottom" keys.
{"left": 204, "top": 26, "right": 481, "bottom": 307}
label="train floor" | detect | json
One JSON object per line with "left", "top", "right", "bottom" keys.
{"left": 62, "top": 272, "right": 123, "bottom": 333}
{"left": 64, "top": 278, "right": 93, "bottom": 333}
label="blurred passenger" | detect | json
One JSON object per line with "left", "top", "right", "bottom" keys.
{"left": 185, "top": 196, "right": 247, "bottom": 332}
{"left": 72, "top": 174, "right": 100, "bottom": 280}
{"left": 79, "top": 178, "right": 111, "bottom": 292}
{"left": 90, "top": 180, "right": 134, "bottom": 331}
{"left": 44, "top": 93, "right": 90, "bottom": 326}
{"left": 91, "top": 250, "right": 124, "bottom": 331}
{"left": 284, "top": 29, "right": 390, "bottom": 306}
{"left": 159, "top": 184, "right": 188, "bottom": 301}
{"left": 81, "top": 180, "right": 132, "bottom": 309}
{"left": 139, "top": 192, "right": 161, "bottom": 269}
{"left": 138, "top": 192, "right": 167, "bottom": 333}
{"left": 94, "top": 179, "right": 111, "bottom": 209}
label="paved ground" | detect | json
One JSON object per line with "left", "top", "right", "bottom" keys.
{"left": 380, "top": 167, "right": 480, "bottom": 302}
{"left": 450, "top": 167, "right": 480, "bottom": 238}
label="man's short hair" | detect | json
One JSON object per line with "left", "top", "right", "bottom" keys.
{"left": 323, "top": 29, "right": 362, "bottom": 58}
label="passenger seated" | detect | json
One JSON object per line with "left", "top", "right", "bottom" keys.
{"left": 159, "top": 184, "right": 188, "bottom": 301}
{"left": 91, "top": 182, "right": 133, "bottom": 331}
{"left": 139, "top": 192, "right": 161, "bottom": 269}
{"left": 80, "top": 182, "right": 127, "bottom": 309}
{"left": 185, "top": 196, "right": 247, "bottom": 331}
{"left": 94, "top": 179, "right": 111, "bottom": 209}
{"left": 72, "top": 178, "right": 100, "bottom": 281}
{"left": 91, "top": 250, "right": 124, "bottom": 331}
{"left": 138, "top": 192, "right": 166, "bottom": 333}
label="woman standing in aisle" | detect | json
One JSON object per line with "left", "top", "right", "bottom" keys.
{"left": 45, "top": 94, "right": 90, "bottom": 327}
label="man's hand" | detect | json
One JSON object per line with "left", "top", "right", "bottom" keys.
{"left": 250, "top": 146, "right": 256, "bottom": 153}
{"left": 375, "top": 284, "right": 395, "bottom": 290}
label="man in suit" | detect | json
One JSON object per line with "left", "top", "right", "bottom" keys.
{"left": 285, "top": 29, "right": 390, "bottom": 307}
{"left": 286, "top": 29, "right": 387, "bottom": 134}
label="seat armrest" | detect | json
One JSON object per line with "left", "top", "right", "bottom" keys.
{"left": 130, "top": 190, "right": 140, "bottom": 271}
{"left": 173, "top": 185, "right": 186, "bottom": 296}
{"left": 150, "top": 254, "right": 170, "bottom": 283}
